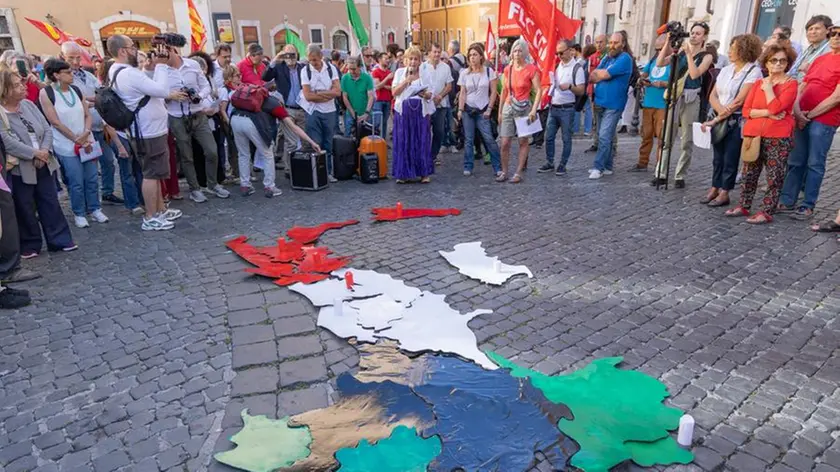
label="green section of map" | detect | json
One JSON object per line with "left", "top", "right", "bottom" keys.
{"left": 214, "top": 410, "right": 312, "bottom": 472}
{"left": 335, "top": 425, "right": 441, "bottom": 472}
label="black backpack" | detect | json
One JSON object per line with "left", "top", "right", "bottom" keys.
{"left": 94, "top": 67, "right": 149, "bottom": 134}
{"left": 571, "top": 62, "right": 589, "bottom": 112}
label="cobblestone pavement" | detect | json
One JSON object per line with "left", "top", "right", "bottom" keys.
{"left": 1, "top": 133, "right": 839, "bottom": 472}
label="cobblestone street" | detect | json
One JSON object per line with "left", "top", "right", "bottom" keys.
{"left": 1, "top": 133, "right": 839, "bottom": 472}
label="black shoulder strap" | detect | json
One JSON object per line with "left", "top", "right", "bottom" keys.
{"left": 45, "top": 86, "right": 55, "bottom": 105}
{"left": 70, "top": 85, "right": 84, "bottom": 101}
{"left": 486, "top": 66, "right": 490, "bottom": 78}
{"left": 111, "top": 66, "right": 127, "bottom": 89}
{"left": 572, "top": 62, "right": 581, "bottom": 86}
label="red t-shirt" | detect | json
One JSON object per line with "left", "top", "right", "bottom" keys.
{"left": 742, "top": 79, "right": 797, "bottom": 138}
{"left": 505, "top": 64, "right": 539, "bottom": 102}
{"left": 25, "top": 82, "right": 40, "bottom": 102}
{"left": 237, "top": 58, "right": 266, "bottom": 86}
{"left": 799, "top": 53, "right": 840, "bottom": 127}
{"left": 371, "top": 67, "right": 393, "bottom": 102}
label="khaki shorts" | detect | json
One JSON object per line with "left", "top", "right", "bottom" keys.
{"left": 134, "top": 135, "right": 171, "bottom": 180}
{"left": 499, "top": 103, "right": 530, "bottom": 138}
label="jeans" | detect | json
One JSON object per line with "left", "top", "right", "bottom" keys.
{"left": 573, "top": 103, "right": 593, "bottom": 134}
{"left": 443, "top": 107, "right": 456, "bottom": 147}
{"left": 431, "top": 107, "right": 447, "bottom": 159}
{"left": 779, "top": 121, "right": 837, "bottom": 209}
{"left": 462, "top": 112, "right": 501, "bottom": 173}
{"left": 544, "top": 106, "right": 576, "bottom": 169}
{"left": 711, "top": 125, "right": 742, "bottom": 190}
{"left": 531, "top": 109, "right": 549, "bottom": 146}
{"left": 103, "top": 132, "right": 141, "bottom": 210}
{"left": 231, "top": 116, "right": 276, "bottom": 189}
{"left": 592, "top": 108, "right": 623, "bottom": 172}
{"left": 96, "top": 130, "right": 117, "bottom": 197}
{"left": 592, "top": 104, "right": 618, "bottom": 153}
{"left": 279, "top": 108, "right": 306, "bottom": 171}
{"left": 343, "top": 111, "right": 357, "bottom": 137}
{"left": 168, "top": 114, "right": 220, "bottom": 191}
{"left": 305, "top": 110, "right": 337, "bottom": 175}
{"left": 373, "top": 101, "right": 391, "bottom": 138}
{"left": 56, "top": 153, "right": 101, "bottom": 217}
{"left": 118, "top": 136, "right": 150, "bottom": 207}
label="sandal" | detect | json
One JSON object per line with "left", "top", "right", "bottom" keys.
{"left": 495, "top": 172, "right": 507, "bottom": 183}
{"left": 775, "top": 204, "right": 794, "bottom": 214}
{"left": 811, "top": 220, "right": 840, "bottom": 233}
{"left": 700, "top": 189, "right": 719, "bottom": 204}
{"left": 420, "top": 177, "right": 431, "bottom": 184}
{"left": 509, "top": 173, "right": 522, "bottom": 184}
{"left": 725, "top": 206, "right": 750, "bottom": 217}
{"left": 708, "top": 195, "right": 730, "bottom": 207}
{"left": 747, "top": 211, "right": 773, "bottom": 225}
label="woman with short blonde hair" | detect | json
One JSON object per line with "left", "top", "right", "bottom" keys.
{"left": 390, "top": 46, "right": 434, "bottom": 183}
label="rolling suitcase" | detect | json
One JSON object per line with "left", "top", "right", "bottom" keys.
{"left": 290, "top": 151, "right": 328, "bottom": 191}
{"left": 359, "top": 153, "right": 380, "bottom": 184}
{"left": 357, "top": 111, "right": 388, "bottom": 179}
{"left": 332, "top": 135, "right": 357, "bottom": 180}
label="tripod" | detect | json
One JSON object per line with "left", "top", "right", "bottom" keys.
{"left": 654, "top": 48, "right": 683, "bottom": 191}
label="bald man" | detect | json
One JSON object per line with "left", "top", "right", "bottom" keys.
{"left": 60, "top": 41, "right": 142, "bottom": 212}
{"left": 263, "top": 44, "right": 307, "bottom": 172}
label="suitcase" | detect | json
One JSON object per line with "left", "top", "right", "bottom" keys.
{"left": 359, "top": 153, "right": 380, "bottom": 184}
{"left": 290, "top": 151, "right": 328, "bottom": 191}
{"left": 332, "top": 135, "right": 357, "bottom": 180}
{"left": 357, "top": 111, "right": 388, "bottom": 179}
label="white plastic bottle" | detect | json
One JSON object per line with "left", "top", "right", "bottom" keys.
{"left": 678, "top": 414, "right": 694, "bottom": 447}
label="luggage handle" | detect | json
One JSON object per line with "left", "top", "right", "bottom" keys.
{"left": 355, "top": 110, "right": 384, "bottom": 141}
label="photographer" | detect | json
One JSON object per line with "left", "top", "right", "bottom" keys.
{"left": 656, "top": 22, "right": 714, "bottom": 188}
{"left": 106, "top": 34, "right": 184, "bottom": 231}
{"left": 160, "top": 33, "right": 230, "bottom": 202}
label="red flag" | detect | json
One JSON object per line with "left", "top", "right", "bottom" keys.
{"left": 25, "top": 18, "right": 92, "bottom": 47}
{"left": 485, "top": 19, "right": 497, "bottom": 62}
{"left": 187, "top": 0, "right": 208, "bottom": 52}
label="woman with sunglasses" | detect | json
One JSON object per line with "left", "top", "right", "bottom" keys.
{"left": 725, "top": 44, "right": 798, "bottom": 224}
{"left": 0, "top": 69, "right": 76, "bottom": 257}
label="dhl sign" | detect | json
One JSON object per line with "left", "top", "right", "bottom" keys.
{"left": 100, "top": 21, "right": 160, "bottom": 38}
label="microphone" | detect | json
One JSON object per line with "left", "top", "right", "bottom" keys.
{"left": 656, "top": 24, "right": 668, "bottom": 35}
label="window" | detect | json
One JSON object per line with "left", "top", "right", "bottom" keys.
{"left": 457, "top": 29, "right": 462, "bottom": 45}
{"left": 310, "top": 28, "right": 323, "bottom": 46}
{"left": 605, "top": 14, "right": 616, "bottom": 35}
{"left": 385, "top": 0, "right": 394, "bottom": 4}
{"left": 332, "top": 30, "right": 349, "bottom": 52}
{"left": 241, "top": 26, "right": 259, "bottom": 43}
{"left": 274, "top": 29, "right": 288, "bottom": 54}
{"left": 0, "top": 11, "right": 18, "bottom": 55}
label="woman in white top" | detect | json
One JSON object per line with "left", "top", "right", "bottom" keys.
{"left": 391, "top": 46, "right": 435, "bottom": 183}
{"left": 39, "top": 58, "right": 108, "bottom": 228}
{"left": 700, "top": 34, "right": 763, "bottom": 207}
{"left": 457, "top": 43, "right": 501, "bottom": 178}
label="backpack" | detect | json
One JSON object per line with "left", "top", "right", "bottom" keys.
{"left": 629, "top": 61, "right": 641, "bottom": 91}
{"left": 302, "top": 63, "right": 335, "bottom": 82}
{"left": 94, "top": 67, "right": 150, "bottom": 133}
{"left": 230, "top": 84, "right": 268, "bottom": 112}
{"left": 571, "top": 62, "right": 589, "bottom": 112}
{"left": 43, "top": 85, "right": 85, "bottom": 107}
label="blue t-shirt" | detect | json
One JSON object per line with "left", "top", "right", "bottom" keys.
{"left": 641, "top": 59, "right": 671, "bottom": 109}
{"left": 594, "top": 52, "right": 633, "bottom": 110}
{"left": 288, "top": 68, "right": 301, "bottom": 108}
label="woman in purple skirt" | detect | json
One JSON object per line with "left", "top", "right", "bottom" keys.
{"left": 391, "top": 46, "right": 434, "bottom": 183}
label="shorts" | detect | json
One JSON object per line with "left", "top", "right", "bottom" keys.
{"left": 499, "top": 103, "right": 531, "bottom": 138}
{"left": 133, "top": 135, "right": 171, "bottom": 180}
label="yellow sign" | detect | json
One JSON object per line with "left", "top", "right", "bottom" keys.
{"left": 100, "top": 21, "right": 160, "bottom": 39}
{"left": 217, "top": 19, "right": 233, "bottom": 43}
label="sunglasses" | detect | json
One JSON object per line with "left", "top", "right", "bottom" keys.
{"left": 830, "top": 30, "right": 840, "bottom": 38}
{"left": 767, "top": 58, "right": 788, "bottom": 65}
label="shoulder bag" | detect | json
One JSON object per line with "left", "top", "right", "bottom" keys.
{"left": 507, "top": 67, "right": 531, "bottom": 114}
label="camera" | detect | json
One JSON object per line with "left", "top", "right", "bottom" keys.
{"left": 151, "top": 33, "right": 187, "bottom": 48}
{"left": 665, "top": 21, "right": 690, "bottom": 49}
{"left": 181, "top": 87, "right": 201, "bottom": 104}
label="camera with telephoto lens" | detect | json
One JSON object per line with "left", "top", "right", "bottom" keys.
{"left": 665, "top": 21, "right": 690, "bottom": 49}
{"left": 180, "top": 87, "right": 201, "bottom": 104}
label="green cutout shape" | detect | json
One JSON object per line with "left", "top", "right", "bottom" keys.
{"left": 214, "top": 409, "right": 312, "bottom": 472}
{"left": 335, "top": 425, "right": 442, "bottom": 472}
{"left": 488, "top": 354, "right": 694, "bottom": 472}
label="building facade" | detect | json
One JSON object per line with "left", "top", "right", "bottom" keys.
{"left": 1, "top": 0, "right": 409, "bottom": 60}
{"left": 412, "top": 0, "right": 499, "bottom": 50}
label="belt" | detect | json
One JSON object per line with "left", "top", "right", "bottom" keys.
{"left": 286, "top": 105, "right": 302, "bottom": 110}
{"left": 551, "top": 103, "right": 575, "bottom": 109}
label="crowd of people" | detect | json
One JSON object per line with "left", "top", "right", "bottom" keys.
{"left": 0, "top": 17, "right": 838, "bottom": 308}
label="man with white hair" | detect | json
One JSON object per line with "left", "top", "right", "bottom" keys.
{"left": 60, "top": 41, "right": 142, "bottom": 213}
{"left": 301, "top": 44, "right": 341, "bottom": 181}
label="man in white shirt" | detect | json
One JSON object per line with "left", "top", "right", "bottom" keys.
{"left": 161, "top": 33, "right": 230, "bottom": 202}
{"left": 539, "top": 40, "right": 585, "bottom": 176}
{"left": 420, "top": 43, "right": 453, "bottom": 165}
{"left": 300, "top": 44, "right": 341, "bottom": 181}
{"left": 105, "top": 35, "right": 185, "bottom": 231}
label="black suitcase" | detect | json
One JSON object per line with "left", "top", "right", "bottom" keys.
{"left": 290, "top": 151, "right": 328, "bottom": 191}
{"left": 332, "top": 135, "right": 357, "bottom": 181}
{"left": 359, "top": 153, "right": 379, "bottom": 184}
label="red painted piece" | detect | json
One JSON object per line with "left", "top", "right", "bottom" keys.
{"left": 273, "top": 272, "right": 330, "bottom": 286}
{"left": 259, "top": 238, "right": 305, "bottom": 263}
{"left": 297, "top": 249, "right": 351, "bottom": 274}
{"left": 372, "top": 206, "right": 462, "bottom": 222}
{"left": 286, "top": 220, "right": 360, "bottom": 244}
{"left": 225, "top": 236, "right": 277, "bottom": 267}
{"left": 244, "top": 264, "right": 296, "bottom": 278}
{"left": 345, "top": 271, "right": 355, "bottom": 290}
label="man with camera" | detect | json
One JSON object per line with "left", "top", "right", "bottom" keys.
{"left": 160, "top": 33, "right": 230, "bottom": 202}
{"left": 106, "top": 34, "right": 185, "bottom": 230}
{"left": 654, "top": 22, "right": 714, "bottom": 188}
{"left": 262, "top": 44, "right": 306, "bottom": 173}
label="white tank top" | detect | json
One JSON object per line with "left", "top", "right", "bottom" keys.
{"left": 50, "top": 85, "right": 85, "bottom": 157}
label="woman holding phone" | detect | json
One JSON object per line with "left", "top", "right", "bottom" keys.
{"left": 391, "top": 46, "right": 434, "bottom": 183}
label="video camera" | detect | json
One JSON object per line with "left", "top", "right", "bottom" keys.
{"left": 664, "top": 21, "right": 690, "bottom": 49}
{"left": 150, "top": 33, "right": 187, "bottom": 60}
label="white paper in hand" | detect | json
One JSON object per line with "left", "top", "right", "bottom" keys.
{"left": 79, "top": 141, "right": 103, "bottom": 163}
{"left": 515, "top": 116, "right": 542, "bottom": 138}
{"left": 693, "top": 122, "right": 711, "bottom": 149}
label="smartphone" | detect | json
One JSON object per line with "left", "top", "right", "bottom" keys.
{"left": 15, "top": 59, "right": 27, "bottom": 78}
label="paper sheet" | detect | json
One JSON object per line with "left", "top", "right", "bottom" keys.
{"left": 514, "top": 116, "right": 542, "bottom": 138}
{"left": 692, "top": 122, "right": 711, "bottom": 149}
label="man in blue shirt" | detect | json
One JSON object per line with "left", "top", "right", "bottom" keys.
{"left": 631, "top": 35, "right": 670, "bottom": 174}
{"left": 262, "top": 44, "right": 306, "bottom": 173}
{"left": 589, "top": 31, "right": 634, "bottom": 179}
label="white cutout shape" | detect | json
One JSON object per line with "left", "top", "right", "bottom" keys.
{"left": 333, "top": 269, "right": 423, "bottom": 304}
{"left": 316, "top": 302, "right": 378, "bottom": 343}
{"left": 349, "top": 295, "right": 404, "bottom": 331}
{"left": 439, "top": 242, "right": 533, "bottom": 285}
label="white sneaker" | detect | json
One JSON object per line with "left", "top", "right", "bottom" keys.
{"left": 74, "top": 216, "right": 90, "bottom": 228}
{"left": 211, "top": 185, "right": 231, "bottom": 199}
{"left": 589, "top": 169, "right": 603, "bottom": 180}
{"left": 603, "top": 170, "right": 614, "bottom": 176}
{"left": 141, "top": 215, "right": 174, "bottom": 231}
{"left": 264, "top": 187, "right": 283, "bottom": 198}
{"left": 90, "top": 209, "right": 109, "bottom": 223}
{"left": 189, "top": 190, "right": 207, "bottom": 203}
{"left": 463, "top": 170, "right": 472, "bottom": 176}
{"left": 328, "top": 175, "right": 338, "bottom": 183}
{"left": 161, "top": 208, "right": 183, "bottom": 221}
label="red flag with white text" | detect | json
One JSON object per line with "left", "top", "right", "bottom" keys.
{"left": 485, "top": 19, "right": 497, "bottom": 62}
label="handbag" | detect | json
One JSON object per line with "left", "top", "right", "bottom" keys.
{"left": 708, "top": 65, "right": 756, "bottom": 145}
{"left": 740, "top": 136, "right": 760, "bottom": 163}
